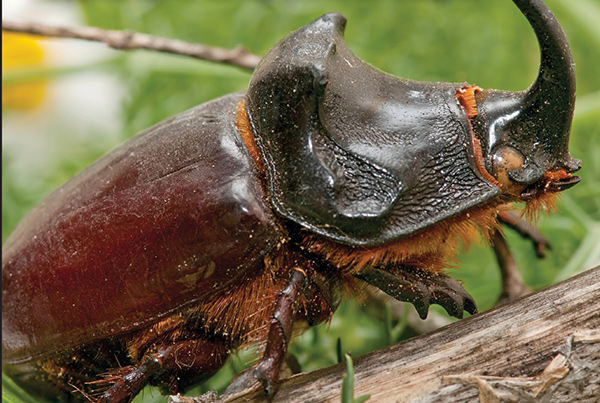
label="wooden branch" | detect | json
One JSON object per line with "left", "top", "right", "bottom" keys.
{"left": 1, "top": 20, "right": 261, "bottom": 70}
{"left": 173, "top": 266, "right": 600, "bottom": 402}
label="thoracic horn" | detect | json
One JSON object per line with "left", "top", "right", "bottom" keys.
{"left": 472, "top": 0, "right": 580, "bottom": 199}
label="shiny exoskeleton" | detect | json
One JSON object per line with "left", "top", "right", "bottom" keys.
{"left": 2, "top": 1, "right": 579, "bottom": 401}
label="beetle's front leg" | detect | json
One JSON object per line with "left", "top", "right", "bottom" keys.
{"left": 356, "top": 266, "right": 477, "bottom": 320}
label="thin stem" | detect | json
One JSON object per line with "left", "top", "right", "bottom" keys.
{"left": 2, "top": 20, "right": 261, "bottom": 70}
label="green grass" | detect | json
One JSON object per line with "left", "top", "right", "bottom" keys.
{"left": 3, "top": 1, "right": 599, "bottom": 402}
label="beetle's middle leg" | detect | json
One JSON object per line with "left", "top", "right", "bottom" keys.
{"left": 222, "top": 267, "right": 308, "bottom": 398}
{"left": 253, "top": 267, "right": 306, "bottom": 394}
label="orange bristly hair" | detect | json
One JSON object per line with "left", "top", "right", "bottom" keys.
{"left": 522, "top": 169, "right": 569, "bottom": 222}
{"left": 301, "top": 201, "right": 503, "bottom": 276}
{"left": 523, "top": 191, "right": 560, "bottom": 223}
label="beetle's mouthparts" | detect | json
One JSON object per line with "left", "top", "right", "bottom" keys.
{"left": 548, "top": 175, "right": 581, "bottom": 191}
{"left": 519, "top": 169, "right": 581, "bottom": 201}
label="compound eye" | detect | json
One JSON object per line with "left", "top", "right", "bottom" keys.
{"left": 492, "top": 146, "right": 525, "bottom": 189}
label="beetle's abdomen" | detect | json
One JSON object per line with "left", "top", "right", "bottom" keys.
{"left": 2, "top": 93, "right": 281, "bottom": 363}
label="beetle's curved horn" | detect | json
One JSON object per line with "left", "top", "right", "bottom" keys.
{"left": 473, "top": 0, "right": 580, "bottom": 192}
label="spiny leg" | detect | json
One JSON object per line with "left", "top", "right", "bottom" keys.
{"left": 96, "top": 353, "right": 161, "bottom": 403}
{"left": 498, "top": 210, "right": 551, "bottom": 257}
{"left": 253, "top": 268, "right": 306, "bottom": 394}
{"left": 95, "top": 338, "right": 228, "bottom": 403}
{"left": 494, "top": 210, "right": 551, "bottom": 303}
{"left": 355, "top": 266, "right": 477, "bottom": 320}
{"left": 223, "top": 268, "right": 307, "bottom": 398}
{"left": 491, "top": 228, "right": 532, "bottom": 304}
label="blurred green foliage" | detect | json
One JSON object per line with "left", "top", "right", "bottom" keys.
{"left": 2, "top": 0, "right": 599, "bottom": 402}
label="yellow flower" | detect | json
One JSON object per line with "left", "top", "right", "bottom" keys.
{"left": 2, "top": 32, "right": 47, "bottom": 110}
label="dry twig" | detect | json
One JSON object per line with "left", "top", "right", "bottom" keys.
{"left": 202, "top": 266, "right": 599, "bottom": 402}
{"left": 2, "top": 20, "right": 261, "bottom": 70}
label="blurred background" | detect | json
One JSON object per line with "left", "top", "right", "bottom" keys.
{"left": 3, "top": 0, "right": 599, "bottom": 401}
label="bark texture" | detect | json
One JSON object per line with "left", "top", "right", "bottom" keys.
{"left": 173, "top": 266, "right": 599, "bottom": 403}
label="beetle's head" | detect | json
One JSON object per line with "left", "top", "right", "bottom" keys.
{"left": 472, "top": 0, "right": 580, "bottom": 205}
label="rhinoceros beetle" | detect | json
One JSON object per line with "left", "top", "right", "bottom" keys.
{"left": 2, "top": 0, "right": 580, "bottom": 401}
